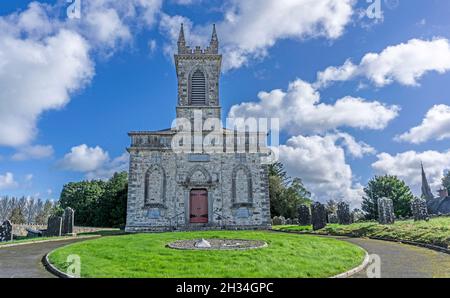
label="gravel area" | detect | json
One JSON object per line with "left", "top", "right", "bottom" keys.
{"left": 167, "top": 238, "right": 268, "bottom": 250}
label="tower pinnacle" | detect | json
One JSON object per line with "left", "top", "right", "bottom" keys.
{"left": 177, "top": 23, "right": 187, "bottom": 54}
{"left": 209, "top": 24, "right": 219, "bottom": 54}
{"left": 421, "top": 162, "right": 434, "bottom": 201}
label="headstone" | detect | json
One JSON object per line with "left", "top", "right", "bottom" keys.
{"left": 195, "top": 238, "right": 211, "bottom": 248}
{"left": 0, "top": 220, "right": 13, "bottom": 242}
{"left": 62, "top": 207, "right": 75, "bottom": 235}
{"left": 411, "top": 198, "right": 429, "bottom": 221}
{"left": 279, "top": 216, "right": 286, "bottom": 225}
{"left": 377, "top": 197, "right": 395, "bottom": 225}
{"left": 311, "top": 202, "right": 327, "bottom": 231}
{"left": 298, "top": 204, "right": 311, "bottom": 226}
{"left": 285, "top": 218, "right": 292, "bottom": 225}
{"left": 337, "top": 201, "right": 352, "bottom": 225}
{"left": 26, "top": 227, "right": 43, "bottom": 238}
{"left": 272, "top": 216, "right": 282, "bottom": 226}
{"left": 46, "top": 216, "right": 62, "bottom": 237}
{"left": 292, "top": 218, "right": 299, "bottom": 225}
{"left": 328, "top": 213, "right": 338, "bottom": 224}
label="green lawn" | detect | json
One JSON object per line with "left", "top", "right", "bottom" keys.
{"left": 48, "top": 230, "right": 365, "bottom": 278}
{"left": 274, "top": 217, "right": 450, "bottom": 248}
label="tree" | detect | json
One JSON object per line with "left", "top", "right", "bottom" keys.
{"left": 60, "top": 180, "right": 106, "bottom": 226}
{"left": 362, "top": 175, "right": 414, "bottom": 220}
{"left": 325, "top": 199, "right": 338, "bottom": 215}
{"left": 443, "top": 171, "right": 450, "bottom": 193}
{"left": 35, "top": 200, "right": 54, "bottom": 225}
{"left": 10, "top": 206, "right": 26, "bottom": 224}
{"left": 94, "top": 172, "right": 128, "bottom": 228}
{"left": 269, "top": 163, "right": 311, "bottom": 218}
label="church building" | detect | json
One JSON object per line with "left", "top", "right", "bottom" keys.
{"left": 125, "top": 25, "right": 272, "bottom": 232}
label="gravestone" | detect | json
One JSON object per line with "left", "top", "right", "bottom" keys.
{"left": 62, "top": 207, "right": 75, "bottom": 235}
{"left": 411, "top": 198, "right": 429, "bottom": 221}
{"left": 311, "top": 202, "right": 327, "bottom": 231}
{"left": 337, "top": 201, "right": 352, "bottom": 225}
{"left": 377, "top": 197, "right": 395, "bottom": 225}
{"left": 0, "top": 220, "right": 13, "bottom": 242}
{"left": 297, "top": 204, "right": 311, "bottom": 226}
{"left": 272, "top": 216, "right": 282, "bottom": 226}
{"left": 285, "top": 218, "right": 292, "bottom": 225}
{"left": 328, "top": 213, "right": 338, "bottom": 224}
{"left": 46, "top": 216, "right": 62, "bottom": 237}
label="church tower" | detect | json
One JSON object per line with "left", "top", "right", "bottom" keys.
{"left": 421, "top": 163, "right": 434, "bottom": 201}
{"left": 174, "top": 24, "right": 222, "bottom": 123}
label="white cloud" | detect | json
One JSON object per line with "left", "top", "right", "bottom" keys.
{"left": 0, "top": 172, "right": 18, "bottom": 190}
{"left": 396, "top": 105, "right": 450, "bottom": 144}
{"left": 228, "top": 79, "right": 399, "bottom": 135}
{"left": 59, "top": 144, "right": 129, "bottom": 180}
{"left": 372, "top": 150, "right": 450, "bottom": 195}
{"left": 0, "top": 1, "right": 163, "bottom": 147}
{"left": 316, "top": 38, "right": 450, "bottom": 88}
{"left": 160, "top": 0, "right": 356, "bottom": 71}
{"left": 279, "top": 134, "right": 365, "bottom": 207}
{"left": 59, "top": 144, "right": 109, "bottom": 172}
{"left": 86, "top": 153, "right": 130, "bottom": 180}
{"left": 25, "top": 174, "right": 34, "bottom": 182}
{"left": 12, "top": 145, "right": 54, "bottom": 161}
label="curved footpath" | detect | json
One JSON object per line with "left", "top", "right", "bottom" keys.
{"left": 1, "top": 235, "right": 449, "bottom": 278}
{"left": 0, "top": 238, "right": 92, "bottom": 278}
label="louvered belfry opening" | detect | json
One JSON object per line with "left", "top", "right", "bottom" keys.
{"left": 190, "top": 69, "right": 206, "bottom": 105}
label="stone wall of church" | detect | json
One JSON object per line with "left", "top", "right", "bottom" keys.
{"left": 125, "top": 149, "right": 271, "bottom": 232}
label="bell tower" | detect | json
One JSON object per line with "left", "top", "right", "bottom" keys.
{"left": 174, "top": 24, "right": 222, "bottom": 122}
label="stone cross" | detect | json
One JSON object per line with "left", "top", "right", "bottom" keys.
{"left": 411, "top": 198, "right": 429, "bottom": 221}
{"left": 311, "top": 202, "right": 327, "bottom": 231}
{"left": 46, "top": 216, "right": 62, "bottom": 237}
{"left": 63, "top": 207, "right": 75, "bottom": 235}
{"left": 377, "top": 197, "right": 395, "bottom": 225}
{"left": 337, "top": 201, "right": 352, "bottom": 225}
{"left": 0, "top": 220, "right": 13, "bottom": 242}
{"left": 297, "top": 204, "right": 311, "bottom": 226}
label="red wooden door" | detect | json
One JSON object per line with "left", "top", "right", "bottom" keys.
{"left": 190, "top": 189, "right": 208, "bottom": 223}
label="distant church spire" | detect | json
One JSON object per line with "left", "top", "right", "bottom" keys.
{"left": 209, "top": 24, "right": 219, "bottom": 54}
{"left": 421, "top": 162, "right": 434, "bottom": 201}
{"left": 177, "top": 23, "right": 187, "bottom": 54}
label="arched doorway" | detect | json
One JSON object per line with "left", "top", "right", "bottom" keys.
{"left": 190, "top": 189, "right": 208, "bottom": 223}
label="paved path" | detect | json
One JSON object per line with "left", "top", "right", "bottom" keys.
{"left": 0, "top": 238, "right": 91, "bottom": 278}
{"left": 337, "top": 237, "right": 450, "bottom": 278}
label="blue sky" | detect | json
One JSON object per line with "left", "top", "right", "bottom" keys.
{"left": 0, "top": 0, "right": 449, "bottom": 207}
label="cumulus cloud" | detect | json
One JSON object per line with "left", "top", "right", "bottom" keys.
{"left": 316, "top": 38, "right": 450, "bottom": 88}
{"left": 59, "top": 144, "right": 129, "bottom": 180}
{"left": 279, "top": 134, "right": 366, "bottom": 207}
{"left": 396, "top": 105, "right": 450, "bottom": 144}
{"left": 0, "top": 172, "right": 18, "bottom": 190}
{"left": 160, "top": 0, "right": 356, "bottom": 71}
{"left": 372, "top": 150, "right": 450, "bottom": 195}
{"left": 228, "top": 79, "right": 399, "bottom": 135}
{"left": 12, "top": 145, "right": 54, "bottom": 161}
{"left": 59, "top": 144, "right": 109, "bottom": 172}
{"left": 0, "top": 1, "right": 162, "bottom": 147}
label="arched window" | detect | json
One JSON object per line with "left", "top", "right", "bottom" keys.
{"left": 232, "top": 165, "right": 253, "bottom": 206}
{"left": 144, "top": 165, "right": 166, "bottom": 206}
{"left": 190, "top": 69, "right": 206, "bottom": 105}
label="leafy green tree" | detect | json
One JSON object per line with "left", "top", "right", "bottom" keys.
{"left": 443, "top": 171, "right": 450, "bottom": 193}
{"left": 94, "top": 172, "right": 128, "bottom": 228}
{"left": 269, "top": 163, "right": 311, "bottom": 218}
{"left": 362, "top": 175, "right": 414, "bottom": 220}
{"left": 60, "top": 180, "right": 106, "bottom": 226}
{"left": 325, "top": 199, "right": 338, "bottom": 215}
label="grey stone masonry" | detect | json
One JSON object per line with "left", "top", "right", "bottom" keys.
{"left": 311, "top": 202, "right": 327, "bottom": 231}
{"left": 337, "top": 201, "right": 352, "bottom": 225}
{"left": 297, "top": 204, "right": 311, "bottom": 226}
{"left": 0, "top": 220, "right": 13, "bottom": 242}
{"left": 411, "top": 198, "right": 429, "bottom": 221}
{"left": 125, "top": 25, "right": 271, "bottom": 232}
{"left": 377, "top": 197, "right": 395, "bottom": 225}
{"left": 63, "top": 207, "right": 75, "bottom": 235}
{"left": 46, "top": 216, "right": 62, "bottom": 237}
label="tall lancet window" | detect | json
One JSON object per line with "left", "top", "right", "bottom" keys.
{"left": 190, "top": 69, "right": 206, "bottom": 105}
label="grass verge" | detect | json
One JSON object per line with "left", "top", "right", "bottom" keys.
{"left": 48, "top": 230, "right": 365, "bottom": 278}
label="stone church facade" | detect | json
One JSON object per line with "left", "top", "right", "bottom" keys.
{"left": 125, "top": 25, "right": 272, "bottom": 232}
